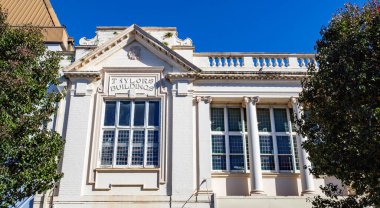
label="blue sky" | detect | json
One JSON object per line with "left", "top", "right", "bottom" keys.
{"left": 51, "top": 0, "right": 366, "bottom": 53}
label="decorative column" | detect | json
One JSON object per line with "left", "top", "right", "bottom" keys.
{"left": 196, "top": 96, "right": 213, "bottom": 193}
{"left": 290, "top": 97, "right": 315, "bottom": 195}
{"left": 244, "top": 96, "right": 265, "bottom": 195}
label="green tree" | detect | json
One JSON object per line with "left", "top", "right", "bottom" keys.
{"left": 299, "top": 1, "right": 380, "bottom": 207}
{"left": 0, "top": 9, "right": 64, "bottom": 207}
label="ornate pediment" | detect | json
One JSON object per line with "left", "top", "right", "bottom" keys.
{"left": 64, "top": 24, "right": 201, "bottom": 74}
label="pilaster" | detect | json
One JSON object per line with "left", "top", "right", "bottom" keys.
{"left": 195, "top": 96, "right": 213, "bottom": 194}
{"left": 58, "top": 77, "right": 97, "bottom": 196}
{"left": 170, "top": 80, "right": 196, "bottom": 199}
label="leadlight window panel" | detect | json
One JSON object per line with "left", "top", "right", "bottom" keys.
{"left": 131, "top": 130, "right": 145, "bottom": 165}
{"left": 292, "top": 136, "right": 300, "bottom": 170}
{"left": 148, "top": 101, "right": 160, "bottom": 126}
{"left": 230, "top": 155, "right": 245, "bottom": 171}
{"left": 278, "top": 155, "right": 293, "bottom": 170}
{"left": 257, "top": 108, "right": 271, "bottom": 132}
{"left": 101, "top": 130, "right": 115, "bottom": 165}
{"left": 277, "top": 136, "right": 292, "bottom": 154}
{"left": 116, "top": 130, "right": 129, "bottom": 165}
{"left": 212, "top": 155, "right": 226, "bottom": 170}
{"left": 211, "top": 108, "right": 224, "bottom": 131}
{"left": 259, "top": 136, "right": 274, "bottom": 154}
{"left": 274, "top": 108, "right": 289, "bottom": 132}
{"left": 119, "top": 101, "right": 131, "bottom": 126}
{"left": 229, "top": 136, "right": 243, "bottom": 154}
{"left": 134, "top": 101, "right": 145, "bottom": 126}
{"left": 261, "top": 155, "right": 275, "bottom": 170}
{"left": 228, "top": 108, "right": 242, "bottom": 131}
{"left": 147, "top": 130, "right": 159, "bottom": 166}
{"left": 104, "top": 101, "right": 116, "bottom": 126}
{"left": 212, "top": 135, "right": 226, "bottom": 154}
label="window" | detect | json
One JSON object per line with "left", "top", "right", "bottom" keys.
{"left": 257, "top": 107, "right": 298, "bottom": 172}
{"left": 211, "top": 107, "right": 248, "bottom": 172}
{"left": 210, "top": 105, "right": 299, "bottom": 172}
{"left": 100, "top": 100, "right": 160, "bottom": 167}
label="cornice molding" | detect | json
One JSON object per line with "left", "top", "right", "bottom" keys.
{"left": 166, "top": 72, "right": 307, "bottom": 81}
{"left": 64, "top": 71, "right": 100, "bottom": 79}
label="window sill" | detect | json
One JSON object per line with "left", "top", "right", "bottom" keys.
{"left": 95, "top": 167, "right": 160, "bottom": 173}
{"left": 211, "top": 171, "right": 300, "bottom": 178}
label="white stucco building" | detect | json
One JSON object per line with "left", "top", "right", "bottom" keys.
{"left": 34, "top": 25, "right": 343, "bottom": 208}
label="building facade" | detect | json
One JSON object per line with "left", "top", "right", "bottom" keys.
{"left": 34, "top": 25, "right": 343, "bottom": 208}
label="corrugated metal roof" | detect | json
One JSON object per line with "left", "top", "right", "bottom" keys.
{"left": 0, "top": 0, "right": 61, "bottom": 27}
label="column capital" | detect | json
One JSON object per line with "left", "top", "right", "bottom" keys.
{"left": 243, "top": 96, "right": 259, "bottom": 105}
{"left": 195, "top": 96, "right": 212, "bottom": 104}
{"left": 290, "top": 96, "right": 299, "bottom": 104}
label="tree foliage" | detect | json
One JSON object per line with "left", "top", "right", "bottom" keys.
{"left": 0, "top": 9, "right": 64, "bottom": 207}
{"left": 299, "top": 1, "right": 380, "bottom": 207}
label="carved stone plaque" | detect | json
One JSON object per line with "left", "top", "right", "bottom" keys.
{"left": 108, "top": 76, "right": 156, "bottom": 96}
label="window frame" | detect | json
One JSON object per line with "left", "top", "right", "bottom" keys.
{"left": 210, "top": 104, "right": 299, "bottom": 173}
{"left": 99, "top": 99, "right": 160, "bottom": 168}
{"left": 257, "top": 105, "right": 299, "bottom": 173}
{"left": 210, "top": 105, "right": 249, "bottom": 173}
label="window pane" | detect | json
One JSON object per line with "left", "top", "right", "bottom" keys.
{"left": 119, "top": 101, "right": 131, "bottom": 126}
{"left": 148, "top": 101, "right": 160, "bottom": 126}
{"left": 211, "top": 108, "right": 224, "bottom": 131}
{"left": 261, "top": 155, "right": 275, "bottom": 170}
{"left": 229, "top": 136, "right": 243, "bottom": 154}
{"left": 212, "top": 135, "right": 226, "bottom": 153}
{"left": 230, "top": 155, "right": 245, "bottom": 170}
{"left": 116, "top": 130, "right": 129, "bottom": 165}
{"left": 212, "top": 155, "right": 226, "bottom": 170}
{"left": 257, "top": 108, "right": 271, "bottom": 132}
{"left": 259, "top": 136, "right": 273, "bottom": 154}
{"left": 228, "top": 108, "right": 242, "bottom": 131}
{"left": 131, "top": 131, "right": 145, "bottom": 165}
{"left": 277, "top": 136, "right": 292, "bottom": 154}
{"left": 274, "top": 108, "right": 289, "bottom": 132}
{"left": 147, "top": 130, "right": 159, "bottom": 166}
{"left": 134, "top": 102, "right": 145, "bottom": 126}
{"left": 279, "top": 155, "right": 293, "bottom": 170}
{"left": 293, "top": 136, "right": 300, "bottom": 170}
{"left": 104, "top": 101, "right": 116, "bottom": 126}
{"left": 101, "top": 130, "right": 115, "bottom": 165}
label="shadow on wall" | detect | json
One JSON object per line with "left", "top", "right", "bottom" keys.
{"left": 226, "top": 177, "right": 250, "bottom": 196}
{"left": 275, "top": 177, "right": 299, "bottom": 196}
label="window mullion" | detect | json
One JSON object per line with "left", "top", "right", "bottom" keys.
{"left": 240, "top": 108, "right": 248, "bottom": 172}
{"left": 286, "top": 108, "right": 297, "bottom": 172}
{"left": 143, "top": 101, "right": 149, "bottom": 167}
{"left": 128, "top": 101, "right": 135, "bottom": 167}
{"left": 112, "top": 101, "right": 121, "bottom": 167}
{"left": 270, "top": 107, "right": 279, "bottom": 172}
{"left": 224, "top": 107, "right": 230, "bottom": 171}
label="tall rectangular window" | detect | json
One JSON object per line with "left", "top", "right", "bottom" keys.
{"left": 257, "top": 107, "right": 298, "bottom": 172}
{"left": 100, "top": 100, "right": 160, "bottom": 167}
{"left": 211, "top": 107, "right": 248, "bottom": 172}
